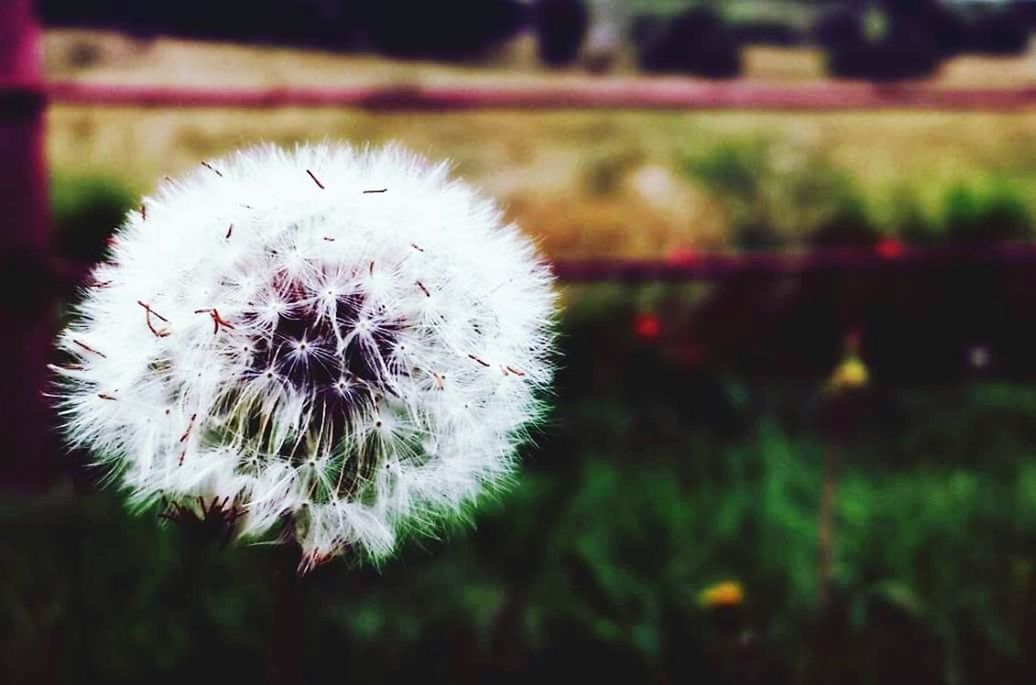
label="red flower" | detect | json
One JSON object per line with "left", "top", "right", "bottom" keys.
{"left": 634, "top": 312, "right": 661, "bottom": 341}
{"left": 665, "top": 246, "right": 700, "bottom": 266}
{"left": 876, "top": 238, "right": 905, "bottom": 260}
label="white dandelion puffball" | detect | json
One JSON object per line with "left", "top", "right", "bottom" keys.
{"left": 52, "top": 143, "right": 557, "bottom": 568}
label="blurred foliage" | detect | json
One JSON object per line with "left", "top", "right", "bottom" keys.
{"left": 19, "top": 155, "right": 1036, "bottom": 681}
{"left": 942, "top": 179, "right": 1034, "bottom": 244}
{"left": 633, "top": 6, "right": 744, "bottom": 78}
{"left": 50, "top": 174, "right": 135, "bottom": 263}
{"left": 682, "top": 136, "right": 1036, "bottom": 249}
{"left": 10, "top": 270, "right": 1036, "bottom": 681}
{"left": 682, "top": 136, "right": 874, "bottom": 249}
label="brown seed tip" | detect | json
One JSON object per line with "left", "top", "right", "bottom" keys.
{"left": 73, "top": 339, "right": 107, "bottom": 358}
{"left": 306, "top": 169, "right": 325, "bottom": 189}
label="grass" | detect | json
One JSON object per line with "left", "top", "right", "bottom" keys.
{"left": 42, "top": 30, "right": 1036, "bottom": 258}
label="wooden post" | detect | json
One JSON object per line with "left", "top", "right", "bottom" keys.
{"left": 0, "top": 0, "right": 58, "bottom": 491}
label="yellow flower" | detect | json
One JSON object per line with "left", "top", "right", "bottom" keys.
{"left": 827, "top": 355, "right": 869, "bottom": 393}
{"left": 698, "top": 580, "right": 744, "bottom": 609}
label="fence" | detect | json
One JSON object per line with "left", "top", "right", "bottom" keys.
{"left": 5, "top": 0, "right": 1036, "bottom": 488}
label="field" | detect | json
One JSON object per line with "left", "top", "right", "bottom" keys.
{"left": 19, "top": 28, "right": 1036, "bottom": 683}
{"left": 44, "top": 30, "right": 1036, "bottom": 258}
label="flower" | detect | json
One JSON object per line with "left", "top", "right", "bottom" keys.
{"left": 875, "top": 237, "right": 905, "bottom": 260}
{"left": 698, "top": 580, "right": 744, "bottom": 609}
{"left": 52, "top": 143, "right": 558, "bottom": 570}
{"left": 826, "top": 354, "right": 869, "bottom": 393}
{"left": 633, "top": 312, "right": 661, "bottom": 341}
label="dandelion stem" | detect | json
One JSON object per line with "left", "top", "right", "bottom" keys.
{"left": 266, "top": 534, "right": 306, "bottom": 685}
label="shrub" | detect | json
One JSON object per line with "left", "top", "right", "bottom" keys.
{"left": 807, "top": 190, "right": 879, "bottom": 248}
{"left": 357, "top": 0, "right": 529, "bottom": 61}
{"left": 875, "top": 0, "right": 969, "bottom": 57}
{"left": 729, "top": 19, "right": 805, "bottom": 46}
{"left": 683, "top": 137, "right": 865, "bottom": 249}
{"left": 815, "top": 6, "right": 944, "bottom": 81}
{"left": 534, "top": 0, "right": 590, "bottom": 67}
{"left": 888, "top": 186, "right": 940, "bottom": 246}
{"left": 942, "top": 180, "right": 1034, "bottom": 243}
{"left": 633, "top": 7, "right": 743, "bottom": 79}
{"left": 966, "top": 5, "right": 1031, "bottom": 56}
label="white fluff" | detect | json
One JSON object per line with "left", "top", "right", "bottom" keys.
{"left": 52, "top": 143, "right": 557, "bottom": 569}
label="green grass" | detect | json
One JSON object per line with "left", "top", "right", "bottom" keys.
{"left": 11, "top": 276, "right": 1036, "bottom": 681}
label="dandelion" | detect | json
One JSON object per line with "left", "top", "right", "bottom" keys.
{"left": 51, "top": 143, "right": 558, "bottom": 570}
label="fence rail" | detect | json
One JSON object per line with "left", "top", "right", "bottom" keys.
{"left": 30, "top": 80, "right": 1036, "bottom": 111}
{"left": 551, "top": 243, "right": 1036, "bottom": 282}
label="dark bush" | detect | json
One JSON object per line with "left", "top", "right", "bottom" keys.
{"left": 874, "top": 0, "right": 1029, "bottom": 57}
{"left": 730, "top": 19, "right": 805, "bottom": 46}
{"left": 874, "top": 0, "right": 969, "bottom": 56}
{"left": 41, "top": 0, "right": 531, "bottom": 56}
{"left": 41, "top": 0, "right": 363, "bottom": 50}
{"left": 817, "top": 7, "right": 943, "bottom": 81}
{"left": 633, "top": 7, "right": 743, "bottom": 79}
{"left": 38, "top": 0, "right": 124, "bottom": 26}
{"left": 533, "top": 0, "right": 590, "bottom": 67}
{"left": 812, "top": 4, "right": 863, "bottom": 48}
{"left": 1019, "top": 0, "right": 1036, "bottom": 29}
{"left": 967, "top": 6, "right": 1031, "bottom": 56}
{"left": 359, "top": 0, "right": 529, "bottom": 61}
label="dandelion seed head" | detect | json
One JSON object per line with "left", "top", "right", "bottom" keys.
{"left": 52, "top": 143, "right": 557, "bottom": 570}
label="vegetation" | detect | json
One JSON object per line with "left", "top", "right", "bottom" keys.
{"left": 50, "top": 174, "right": 135, "bottom": 263}
{"left": 21, "top": 29, "right": 1036, "bottom": 680}
{"left": 10, "top": 266, "right": 1036, "bottom": 681}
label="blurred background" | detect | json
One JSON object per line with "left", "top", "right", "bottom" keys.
{"left": 7, "top": 0, "right": 1036, "bottom": 683}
